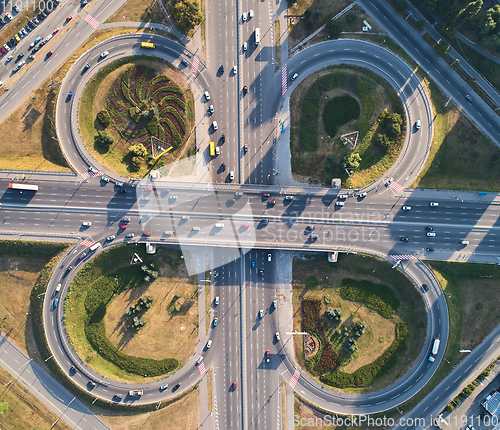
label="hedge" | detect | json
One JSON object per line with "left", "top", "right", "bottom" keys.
{"left": 159, "top": 94, "right": 186, "bottom": 110}
{"left": 159, "top": 106, "right": 187, "bottom": 133}
{"left": 320, "top": 321, "right": 409, "bottom": 388}
{"left": 121, "top": 66, "right": 138, "bottom": 107}
{"left": 338, "top": 278, "right": 400, "bottom": 318}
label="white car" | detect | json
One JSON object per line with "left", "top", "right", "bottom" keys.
{"left": 429, "top": 202, "right": 439, "bottom": 207}
{"left": 100, "top": 51, "right": 109, "bottom": 58}
{"left": 461, "top": 240, "right": 469, "bottom": 245}
{"left": 106, "top": 235, "right": 115, "bottom": 241}
{"left": 196, "top": 356, "right": 203, "bottom": 365}
{"left": 359, "top": 192, "right": 367, "bottom": 198}
{"left": 267, "top": 253, "right": 272, "bottom": 262}
{"left": 215, "top": 296, "right": 219, "bottom": 305}
{"left": 402, "top": 206, "right": 411, "bottom": 211}
{"left": 249, "top": 9, "right": 253, "bottom": 18}
{"left": 212, "top": 121, "right": 218, "bottom": 130}
{"left": 56, "top": 283, "right": 61, "bottom": 292}
{"left": 242, "top": 12, "right": 247, "bottom": 21}
{"left": 45, "top": 34, "right": 53, "bottom": 42}
{"left": 426, "top": 232, "right": 436, "bottom": 237}
{"left": 291, "top": 72, "right": 299, "bottom": 81}
{"left": 385, "top": 177, "right": 394, "bottom": 186}
{"left": 275, "top": 332, "right": 280, "bottom": 341}
{"left": 169, "top": 195, "right": 178, "bottom": 200}
{"left": 243, "top": 42, "right": 247, "bottom": 51}
{"left": 229, "top": 171, "right": 234, "bottom": 181}
{"left": 82, "top": 221, "right": 92, "bottom": 226}
{"left": 204, "top": 91, "right": 210, "bottom": 101}
{"left": 206, "top": 340, "right": 212, "bottom": 349}
{"left": 338, "top": 194, "right": 348, "bottom": 199}
{"left": 141, "top": 196, "right": 150, "bottom": 201}
{"left": 101, "top": 176, "right": 110, "bottom": 182}
{"left": 335, "top": 201, "right": 344, "bottom": 206}
{"left": 232, "top": 65, "right": 237, "bottom": 74}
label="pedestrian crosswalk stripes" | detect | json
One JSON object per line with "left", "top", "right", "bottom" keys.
{"left": 390, "top": 255, "right": 417, "bottom": 261}
{"left": 198, "top": 361, "right": 206, "bottom": 375}
{"left": 82, "top": 170, "right": 102, "bottom": 179}
{"left": 191, "top": 57, "right": 199, "bottom": 75}
{"left": 282, "top": 65, "right": 287, "bottom": 96}
{"left": 80, "top": 239, "right": 95, "bottom": 248}
{"left": 290, "top": 370, "right": 300, "bottom": 388}
{"left": 84, "top": 15, "right": 99, "bottom": 28}
{"left": 389, "top": 181, "right": 405, "bottom": 193}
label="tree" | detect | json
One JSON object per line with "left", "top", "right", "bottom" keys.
{"left": 326, "top": 20, "right": 343, "bottom": 39}
{"left": 435, "top": 40, "right": 450, "bottom": 56}
{"left": 386, "top": 112, "right": 403, "bottom": 138}
{"left": 128, "top": 143, "right": 148, "bottom": 158}
{"left": 344, "top": 152, "right": 361, "bottom": 169}
{"left": 415, "top": 20, "right": 425, "bottom": 31}
{"left": 376, "top": 133, "right": 392, "bottom": 149}
{"left": 97, "top": 109, "right": 112, "bottom": 128}
{"left": 172, "top": 0, "right": 203, "bottom": 32}
{"left": 458, "top": 0, "right": 483, "bottom": 23}
{"left": 94, "top": 130, "right": 114, "bottom": 147}
{"left": 326, "top": 307, "right": 336, "bottom": 319}
{"left": 394, "top": 0, "right": 406, "bottom": 14}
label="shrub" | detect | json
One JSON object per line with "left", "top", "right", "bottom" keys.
{"left": 97, "top": 109, "right": 112, "bottom": 128}
{"left": 95, "top": 130, "right": 115, "bottom": 147}
{"left": 129, "top": 143, "right": 148, "bottom": 158}
{"left": 326, "top": 20, "right": 343, "bottom": 38}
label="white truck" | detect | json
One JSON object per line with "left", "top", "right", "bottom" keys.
{"left": 428, "top": 338, "right": 440, "bottom": 362}
{"left": 129, "top": 389, "right": 143, "bottom": 396}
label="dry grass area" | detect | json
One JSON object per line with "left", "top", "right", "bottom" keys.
{"left": 104, "top": 266, "right": 199, "bottom": 365}
{"left": 106, "top": 0, "right": 164, "bottom": 24}
{"left": 292, "top": 253, "right": 426, "bottom": 393}
{"left": 99, "top": 386, "right": 199, "bottom": 430}
{"left": 0, "top": 366, "right": 72, "bottom": 430}
{"left": 0, "top": 257, "right": 46, "bottom": 354}
{"left": 294, "top": 397, "right": 328, "bottom": 430}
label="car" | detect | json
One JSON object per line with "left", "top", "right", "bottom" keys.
{"left": 427, "top": 248, "right": 435, "bottom": 251}
{"left": 426, "top": 232, "right": 436, "bottom": 237}
{"left": 285, "top": 196, "right": 294, "bottom": 200}
{"left": 192, "top": 226, "right": 201, "bottom": 231}
{"left": 46, "top": 50, "right": 53, "bottom": 57}
{"left": 33, "top": 18, "right": 40, "bottom": 25}
{"left": 243, "top": 144, "right": 248, "bottom": 152}
{"left": 115, "top": 182, "right": 123, "bottom": 187}
{"left": 29, "top": 40, "right": 37, "bottom": 49}
{"left": 229, "top": 170, "right": 234, "bottom": 180}
{"left": 39, "top": 41, "right": 46, "bottom": 48}
{"left": 415, "top": 120, "right": 421, "bottom": 130}
{"left": 422, "top": 283, "right": 429, "bottom": 292}
{"left": 56, "top": 283, "right": 61, "bottom": 292}
{"left": 291, "top": 72, "right": 298, "bottom": 81}
{"left": 306, "top": 225, "right": 315, "bottom": 231}
{"left": 25, "top": 25, "right": 31, "bottom": 33}
{"left": 249, "top": 9, "right": 253, "bottom": 18}
{"left": 259, "top": 309, "right": 263, "bottom": 318}
{"left": 79, "top": 252, "right": 87, "bottom": 260}
{"left": 0, "top": 48, "right": 6, "bottom": 55}
{"left": 465, "top": 94, "right": 473, "bottom": 103}
{"left": 204, "top": 91, "right": 210, "bottom": 101}
{"left": 219, "top": 65, "right": 224, "bottom": 74}
{"left": 243, "top": 42, "right": 247, "bottom": 51}
{"left": 144, "top": 186, "right": 153, "bottom": 191}
{"left": 263, "top": 193, "right": 270, "bottom": 197}
{"left": 265, "top": 350, "right": 270, "bottom": 362}
{"left": 120, "top": 188, "right": 128, "bottom": 193}
{"left": 180, "top": 59, "right": 188, "bottom": 67}
{"left": 232, "top": 381, "right": 237, "bottom": 389}
{"left": 160, "top": 384, "right": 168, "bottom": 391}
{"left": 241, "top": 223, "right": 250, "bottom": 228}
{"left": 45, "top": 34, "right": 53, "bottom": 42}
{"left": 18, "top": 60, "right": 25, "bottom": 67}
{"left": 120, "top": 225, "right": 127, "bottom": 229}
{"left": 242, "top": 12, "right": 247, "bottom": 21}
{"left": 209, "top": 104, "right": 214, "bottom": 114}
{"left": 67, "top": 91, "right": 73, "bottom": 100}
{"left": 335, "top": 201, "right": 344, "bottom": 206}
{"left": 53, "top": 298, "right": 59, "bottom": 308}
{"left": 125, "top": 233, "right": 134, "bottom": 238}
{"left": 169, "top": 195, "right": 178, "bottom": 200}
{"left": 232, "top": 65, "right": 237, "bottom": 74}
{"left": 272, "top": 300, "right": 277, "bottom": 309}
{"left": 143, "top": 231, "right": 152, "bottom": 236}
{"left": 259, "top": 269, "right": 264, "bottom": 276}
{"left": 268, "top": 200, "right": 276, "bottom": 205}
{"left": 430, "top": 202, "right": 438, "bottom": 207}
{"left": 461, "top": 240, "right": 469, "bottom": 245}
{"left": 243, "top": 85, "right": 248, "bottom": 95}
{"left": 173, "top": 383, "right": 181, "bottom": 391}
{"left": 213, "top": 317, "right": 218, "bottom": 327}
{"left": 215, "top": 296, "right": 219, "bottom": 305}
{"left": 101, "top": 176, "right": 110, "bottom": 182}
{"left": 267, "top": 254, "right": 272, "bottom": 261}
{"left": 83, "top": 63, "right": 90, "bottom": 72}
{"left": 5, "top": 56, "right": 13, "bottom": 63}
{"left": 13, "top": 4, "right": 20, "bottom": 12}
{"left": 181, "top": 215, "right": 190, "bottom": 220}
{"left": 100, "top": 51, "right": 109, "bottom": 58}
{"left": 275, "top": 332, "right": 280, "bottom": 341}
{"left": 401, "top": 237, "right": 410, "bottom": 242}
{"left": 122, "top": 218, "right": 131, "bottom": 222}
{"left": 385, "top": 177, "right": 394, "bottom": 186}
{"left": 196, "top": 356, "right": 203, "bottom": 365}
{"left": 141, "top": 196, "right": 150, "bottom": 201}
{"left": 262, "top": 219, "right": 270, "bottom": 224}
{"left": 220, "top": 134, "right": 225, "bottom": 143}
{"left": 66, "top": 16, "right": 73, "bottom": 22}
{"left": 251, "top": 261, "right": 256, "bottom": 269}
{"left": 5, "top": 13, "right": 12, "bottom": 21}
{"left": 359, "top": 192, "right": 367, "bottom": 198}
{"left": 402, "top": 206, "right": 411, "bottom": 211}
{"left": 13, "top": 65, "right": 20, "bottom": 73}
{"left": 82, "top": 221, "right": 92, "bottom": 227}
{"left": 426, "top": 226, "right": 435, "bottom": 231}
{"left": 107, "top": 235, "right": 115, "bottom": 241}
{"left": 3, "top": 44, "right": 10, "bottom": 52}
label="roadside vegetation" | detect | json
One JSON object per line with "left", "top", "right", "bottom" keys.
{"left": 65, "top": 244, "right": 198, "bottom": 382}
{"left": 290, "top": 66, "right": 405, "bottom": 188}
{"left": 292, "top": 253, "right": 426, "bottom": 392}
{"left": 106, "top": 0, "right": 164, "bottom": 23}
{"left": 79, "top": 57, "right": 195, "bottom": 178}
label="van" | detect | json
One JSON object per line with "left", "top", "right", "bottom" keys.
{"left": 90, "top": 242, "right": 101, "bottom": 252}
{"left": 255, "top": 28, "right": 260, "bottom": 46}
{"left": 415, "top": 120, "right": 421, "bottom": 130}
{"left": 215, "top": 223, "right": 224, "bottom": 228}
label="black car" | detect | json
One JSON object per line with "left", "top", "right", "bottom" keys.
{"left": 16, "top": 53, "right": 24, "bottom": 62}
{"left": 82, "top": 63, "right": 90, "bottom": 72}
{"left": 53, "top": 0, "right": 60, "bottom": 5}
{"left": 219, "top": 64, "right": 224, "bottom": 75}
{"left": 427, "top": 247, "right": 435, "bottom": 251}
{"left": 10, "top": 38, "right": 16, "bottom": 46}
{"left": 38, "top": 13, "right": 45, "bottom": 20}
{"left": 243, "top": 85, "right": 248, "bottom": 95}
{"left": 172, "top": 383, "right": 180, "bottom": 391}
{"left": 33, "top": 18, "right": 39, "bottom": 25}
{"left": 28, "top": 21, "right": 36, "bottom": 29}
{"left": 6, "top": 40, "right": 13, "bottom": 48}
{"left": 119, "top": 188, "right": 127, "bottom": 193}
{"left": 422, "top": 283, "right": 429, "bottom": 292}
{"left": 39, "top": 41, "right": 46, "bottom": 47}
{"left": 426, "top": 226, "right": 434, "bottom": 231}
{"left": 401, "top": 237, "right": 410, "bottom": 242}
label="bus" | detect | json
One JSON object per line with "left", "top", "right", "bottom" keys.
{"left": 209, "top": 141, "right": 215, "bottom": 157}
{"left": 8, "top": 183, "right": 38, "bottom": 191}
{"left": 141, "top": 42, "right": 155, "bottom": 49}
{"left": 89, "top": 242, "right": 101, "bottom": 252}
{"left": 432, "top": 338, "right": 440, "bottom": 355}
{"left": 255, "top": 28, "right": 260, "bottom": 46}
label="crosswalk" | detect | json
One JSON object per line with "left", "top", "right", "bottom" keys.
{"left": 289, "top": 369, "right": 300, "bottom": 388}
{"left": 191, "top": 57, "right": 199, "bottom": 75}
{"left": 390, "top": 255, "right": 417, "bottom": 261}
{"left": 84, "top": 15, "right": 99, "bottom": 28}
{"left": 282, "top": 65, "right": 287, "bottom": 95}
{"left": 389, "top": 181, "right": 405, "bottom": 193}
{"left": 198, "top": 361, "right": 206, "bottom": 375}
{"left": 80, "top": 239, "right": 95, "bottom": 248}
{"left": 82, "top": 170, "right": 102, "bottom": 179}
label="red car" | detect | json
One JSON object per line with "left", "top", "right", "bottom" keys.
{"left": 241, "top": 224, "right": 250, "bottom": 228}
{"left": 66, "top": 16, "right": 72, "bottom": 22}
{"left": 268, "top": 200, "right": 276, "bottom": 205}
{"left": 265, "top": 350, "right": 270, "bottom": 363}
{"left": 263, "top": 193, "right": 270, "bottom": 197}
{"left": 144, "top": 231, "right": 151, "bottom": 236}
{"left": 145, "top": 186, "right": 153, "bottom": 191}
{"left": 46, "top": 51, "right": 53, "bottom": 57}
{"left": 232, "top": 381, "right": 237, "bottom": 389}
{"left": 53, "top": 27, "right": 60, "bottom": 34}
{"left": 120, "top": 225, "right": 127, "bottom": 229}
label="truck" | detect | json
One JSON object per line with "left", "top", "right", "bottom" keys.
{"left": 129, "top": 390, "right": 143, "bottom": 396}
{"left": 255, "top": 28, "right": 260, "bottom": 46}
{"left": 428, "top": 337, "right": 440, "bottom": 362}
{"left": 8, "top": 182, "right": 38, "bottom": 191}
{"left": 210, "top": 141, "right": 215, "bottom": 157}
{"left": 89, "top": 242, "right": 101, "bottom": 252}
